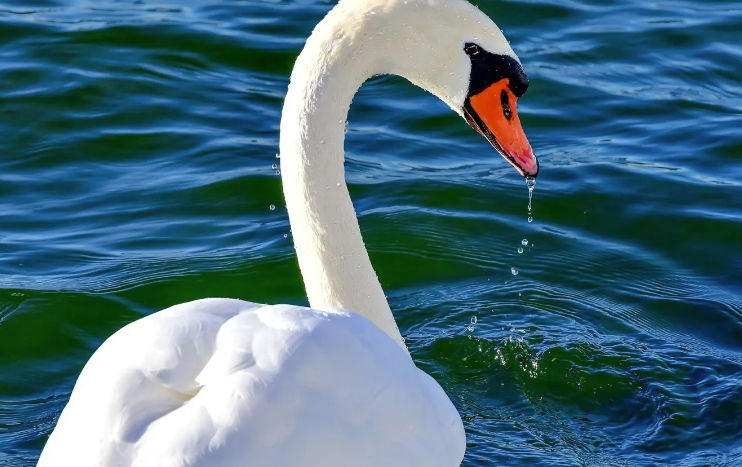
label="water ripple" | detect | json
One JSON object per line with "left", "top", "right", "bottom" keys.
{"left": 1, "top": 0, "right": 741, "bottom": 465}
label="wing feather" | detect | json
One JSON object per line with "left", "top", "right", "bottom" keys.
{"left": 38, "top": 298, "right": 465, "bottom": 467}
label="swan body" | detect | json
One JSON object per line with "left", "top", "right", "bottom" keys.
{"left": 38, "top": 0, "right": 538, "bottom": 465}
{"left": 39, "top": 299, "right": 463, "bottom": 467}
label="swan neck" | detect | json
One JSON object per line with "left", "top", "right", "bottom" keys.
{"left": 279, "top": 18, "right": 405, "bottom": 349}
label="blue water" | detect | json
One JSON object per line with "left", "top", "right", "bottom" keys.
{"left": 1, "top": 0, "right": 741, "bottom": 465}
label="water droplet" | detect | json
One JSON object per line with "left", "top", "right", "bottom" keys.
{"left": 525, "top": 178, "right": 536, "bottom": 222}
{"left": 271, "top": 164, "right": 277, "bottom": 169}
{"left": 466, "top": 325, "right": 474, "bottom": 332}
{"left": 269, "top": 204, "right": 275, "bottom": 211}
{"left": 471, "top": 316, "right": 477, "bottom": 324}
{"left": 522, "top": 239, "right": 528, "bottom": 246}
{"left": 518, "top": 247, "right": 524, "bottom": 254}
{"left": 319, "top": 139, "right": 325, "bottom": 144}
{"left": 336, "top": 182, "right": 341, "bottom": 187}
{"left": 283, "top": 233, "right": 288, "bottom": 238}
{"left": 275, "top": 153, "right": 280, "bottom": 158}
{"left": 511, "top": 267, "right": 519, "bottom": 276}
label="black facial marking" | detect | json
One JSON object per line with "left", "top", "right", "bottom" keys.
{"left": 500, "top": 90, "right": 512, "bottom": 120}
{"left": 464, "top": 42, "right": 529, "bottom": 98}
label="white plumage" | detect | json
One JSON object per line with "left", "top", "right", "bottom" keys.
{"left": 39, "top": 299, "right": 464, "bottom": 466}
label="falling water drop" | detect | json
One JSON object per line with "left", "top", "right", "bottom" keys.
{"left": 283, "top": 233, "right": 288, "bottom": 238}
{"left": 471, "top": 316, "right": 477, "bottom": 324}
{"left": 269, "top": 204, "right": 275, "bottom": 211}
{"left": 522, "top": 239, "right": 528, "bottom": 246}
{"left": 275, "top": 153, "right": 280, "bottom": 158}
{"left": 276, "top": 170, "right": 281, "bottom": 175}
{"left": 518, "top": 247, "right": 524, "bottom": 254}
{"left": 511, "top": 267, "right": 519, "bottom": 276}
{"left": 525, "top": 176, "right": 535, "bottom": 222}
{"left": 272, "top": 164, "right": 277, "bottom": 170}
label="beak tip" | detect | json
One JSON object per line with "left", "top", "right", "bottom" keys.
{"left": 518, "top": 155, "right": 539, "bottom": 178}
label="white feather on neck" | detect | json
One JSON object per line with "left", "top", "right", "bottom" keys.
{"left": 279, "top": 0, "right": 517, "bottom": 348}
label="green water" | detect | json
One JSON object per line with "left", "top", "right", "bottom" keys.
{"left": 1, "top": 0, "right": 741, "bottom": 465}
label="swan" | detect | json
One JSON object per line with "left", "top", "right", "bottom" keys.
{"left": 37, "top": 0, "right": 538, "bottom": 465}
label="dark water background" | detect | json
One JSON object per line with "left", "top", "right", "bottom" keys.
{"left": 1, "top": 0, "right": 741, "bottom": 465}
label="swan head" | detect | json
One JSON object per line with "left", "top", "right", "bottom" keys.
{"left": 338, "top": 0, "right": 539, "bottom": 177}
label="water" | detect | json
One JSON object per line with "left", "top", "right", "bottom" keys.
{"left": 526, "top": 176, "right": 535, "bottom": 212}
{"left": 526, "top": 177, "right": 535, "bottom": 223}
{"left": 1, "top": 0, "right": 741, "bottom": 465}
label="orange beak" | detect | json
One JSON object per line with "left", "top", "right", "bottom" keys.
{"left": 463, "top": 78, "right": 538, "bottom": 177}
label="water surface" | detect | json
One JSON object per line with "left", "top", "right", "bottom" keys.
{"left": 1, "top": 0, "right": 741, "bottom": 465}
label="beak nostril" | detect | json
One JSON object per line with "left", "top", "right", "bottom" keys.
{"left": 500, "top": 90, "right": 512, "bottom": 120}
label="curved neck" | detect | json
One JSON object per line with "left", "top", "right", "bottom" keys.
{"left": 279, "top": 7, "right": 405, "bottom": 348}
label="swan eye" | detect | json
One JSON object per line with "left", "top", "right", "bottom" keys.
{"left": 500, "top": 90, "right": 512, "bottom": 120}
{"left": 464, "top": 43, "right": 482, "bottom": 56}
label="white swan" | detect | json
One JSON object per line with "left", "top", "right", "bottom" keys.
{"left": 37, "top": 0, "right": 538, "bottom": 465}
